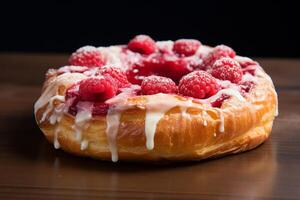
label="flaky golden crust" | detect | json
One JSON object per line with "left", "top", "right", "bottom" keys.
{"left": 35, "top": 66, "right": 277, "bottom": 162}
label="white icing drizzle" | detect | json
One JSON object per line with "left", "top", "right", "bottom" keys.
{"left": 242, "top": 72, "right": 257, "bottom": 83}
{"left": 106, "top": 110, "right": 121, "bottom": 162}
{"left": 104, "top": 87, "right": 248, "bottom": 161}
{"left": 180, "top": 99, "right": 193, "bottom": 119}
{"left": 53, "top": 126, "right": 60, "bottom": 149}
{"left": 145, "top": 111, "right": 164, "bottom": 150}
{"left": 48, "top": 103, "right": 66, "bottom": 125}
{"left": 144, "top": 98, "right": 175, "bottom": 150}
{"left": 75, "top": 102, "right": 93, "bottom": 124}
{"left": 202, "top": 110, "right": 208, "bottom": 126}
{"left": 80, "top": 140, "right": 89, "bottom": 150}
{"left": 34, "top": 72, "right": 87, "bottom": 114}
{"left": 82, "top": 67, "right": 101, "bottom": 77}
{"left": 57, "top": 65, "right": 88, "bottom": 74}
{"left": 105, "top": 86, "right": 139, "bottom": 162}
{"left": 255, "top": 68, "right": 279, "bottom": 116}
{"left": 216, "top": 109, "right": 225, "bottom": 133}
{"left": 180, "top": 107, "right": 188, "bottom": 118}
{"left": 34, "top": 72, "right": 88, "bottom": 150}
{"left": 202, "top": 88, "right": 246, "bottom": 103}
{"left": 144, "top": 94, "right": 194, "bottom": 150}
{"left": 48, "top": 100, "right": 75, "bottom": 149}
{"left": 73, "top": 101, "right": 93, "bottom": 145}
{"left": 40, "top": 95, "right": 65, "bottom": 123}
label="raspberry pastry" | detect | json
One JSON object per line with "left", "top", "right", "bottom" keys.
{"left": 34, "top": 35, "right": 278, "bottom": 162}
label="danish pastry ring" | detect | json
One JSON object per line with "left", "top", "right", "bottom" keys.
{"left": 34, "top": 36, "right": 278, "bottom": 162}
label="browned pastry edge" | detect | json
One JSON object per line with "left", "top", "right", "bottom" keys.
{"left": 35, "top": 68, "right": 277, "bottom": 162}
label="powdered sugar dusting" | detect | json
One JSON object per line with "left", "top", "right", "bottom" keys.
{"left": 156, "top": 40, "right": 174, "bottom": 54}
{"left": 98, "top": 46, "right": 124, "bottom": 68}
{"left": 76, "top": 45, "right": 99, "bottom": 53}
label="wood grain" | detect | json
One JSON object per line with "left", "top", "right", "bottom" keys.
{"left": 0, "top": 54, "right": 299, "bottom": 200}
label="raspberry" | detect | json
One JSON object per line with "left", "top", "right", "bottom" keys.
{"left": 65, "top": 84, "right": 80, "bottom": 116}
{"left": 202, "top": 45, "right": 236, "bottom": 68}
{"left": 100, "top": 66, "right": 131, "bottom": 88}
{"left": 211, "top": 94, "right": 230, "bottom": 108}
{"left": 173, "top": 39, "right": 201, "bottom": 56}
{"left": 128, "top": 35, "right": 156, "bottom": 55}
{"left": 66, "top": 84, "right": 80, "bottom": 100}
{"left": 69, "top": 46, "right": 106, "bottom": 68}
{"left": 161, "top": 57, "right": 192, "bottom": 82}
{"left": 141, "top": 75, "right": 178, "bottom": 95}
{"left": 178, "top": 71, "right": 219, "bottom": 99}
{"left": 126, "top": 53, "right": 193, "bottom": 84}
{"left": 65, "top": 83, "right": 110, "bottom": 115}
{"left": 78, "top": 77, "right": 117, "bottom": 102}
{"left": 126, "top": 53, "right": 162, "bottom": 84}
{"left": 92, "top": 102, "right": 109, "bottom": 115}
{"left": 126, "top": 63, "right": 154, "bottom": 84}
{"left": 211, "top": 57, "right": 243, "bottom": 83}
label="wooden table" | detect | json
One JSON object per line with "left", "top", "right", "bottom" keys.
{"left": 0, "top": 53, "right": 299, "bottom": 200}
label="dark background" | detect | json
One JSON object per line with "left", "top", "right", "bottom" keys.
{"left": 0, "top": 1, "right": 299, "bottom": 57}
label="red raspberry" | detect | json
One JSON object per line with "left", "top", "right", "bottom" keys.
{"left": 141, "top": 75, "right": 178, "bottom": 95}
{"left": 69, "top": 46, "right": 106, "bottom": 68}
{"left": 92, "top": 102, "right": 109, "bottom": 115}
{"left": 65, "top": 84, "right": 80, "bottom": 116}
{"left": 211, "top": 57, "right": 243, "bottom": 83}
{"left": 178, "top": 71, "right": 219, "bottom": 99}
{"left": 128, "top": 35, "right": 156, "bottom": 55}
{"left": 78, "top": 77, "right": 117, "bottom": 102}
{"left": 127, "top": 54, "right": 194, "bottom": 85}
{"left": 66, "top": 84, "right": 80, "bottom": 100}
{"left": 126, "top": 63, "right": 154, "bottom": 85}
{"left": 173, "top": 39, "right": 201, "bottom": 56}
{"left": 202, "top": 45, "right": 236, "bottom": 68}
{"left": 100, "top": 66, "right": 131, "bottom": 88}
{"left": 126, "top": 53, "right": 163, "bottom": 84}
{"left": 211, "top": 94, "right": 230, "bottom": 108}
{"left": 163, "top": 57, "right": 192, "bottom": 82}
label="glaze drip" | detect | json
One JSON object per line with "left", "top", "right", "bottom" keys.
{"left": 40, "top": 95, "right": 65, "bottom": 123}
{"left": 255, "top": 68, "right": 279, "bottom": 116}
{"left": 217, "top": 109, "right": 225, "bottom": 132}
{"left": 53, "top": 126, "right": 60, "bottom": 149}
{"left": 73, "top": 101, "right": 93, "bottom": 143}
{"left": 80, "top": 140, "right": 89, "bottom": 150}
{"left": 202, "top": 110, "right": 208, "bottom": 126}
{"left": 106, "top": 109, "right": 121, "bottom": 162}
{"left": 105, "top": 86, "right": 139, "bottom": 162}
